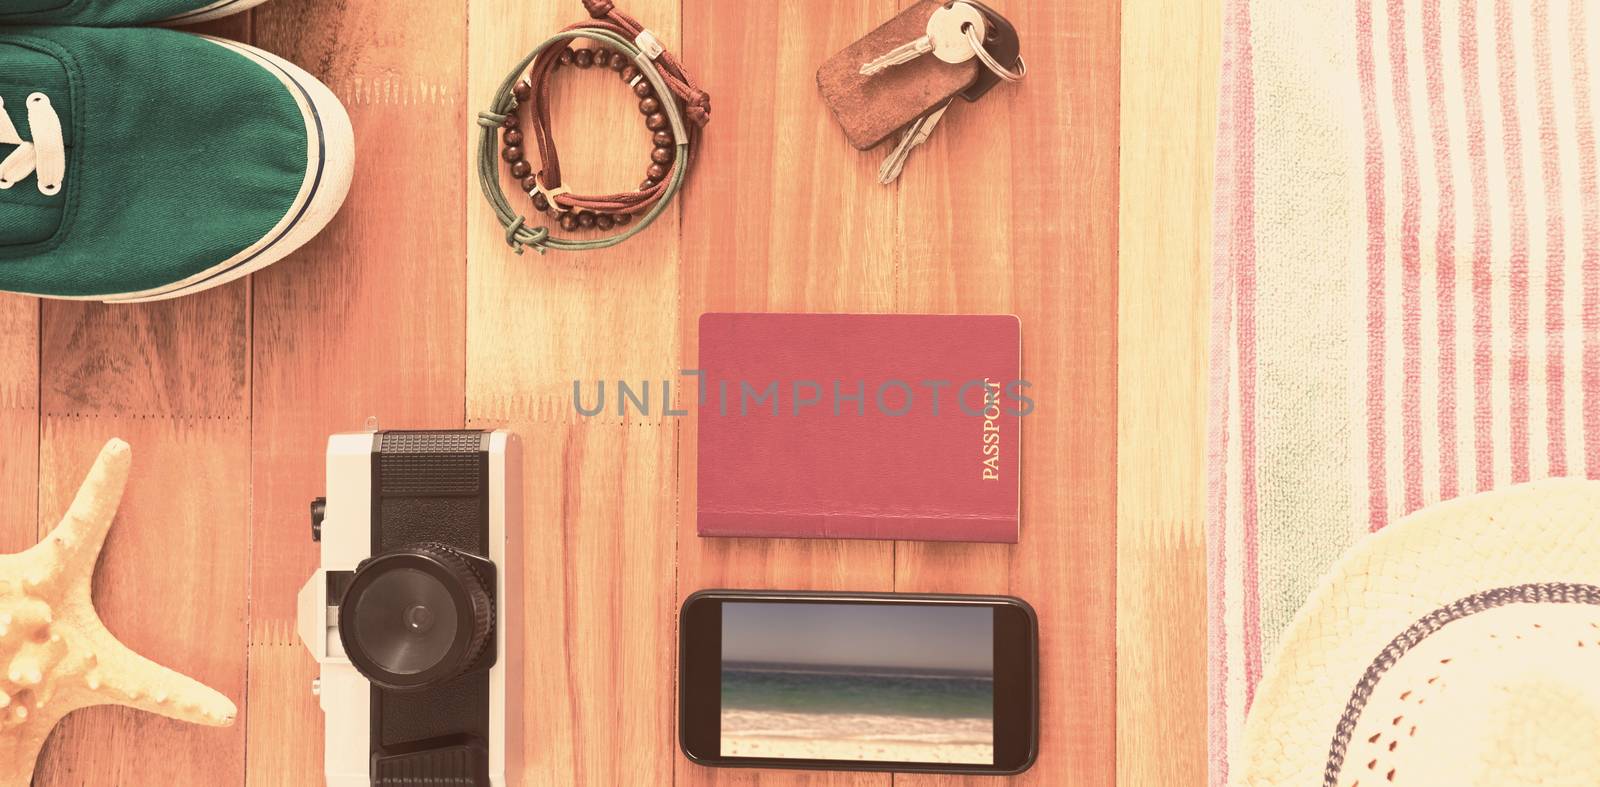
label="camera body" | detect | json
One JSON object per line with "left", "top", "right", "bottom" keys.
{"left": 297, "top": 429, "right": 523, "bottom": 787}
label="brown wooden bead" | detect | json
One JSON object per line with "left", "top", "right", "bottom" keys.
{"left": 609, "top": 55, "right": 627, "bottom": 72}
{"left": 592, "top": 50, "right": 611, "bottom": 68}
{"left": 559, "top": 212, "right": 580, "bottom": 232}
{"left": 596, "top": 214, "right": 616, "bottom": 231}
{"left": 652, "top": 130, "right": 674, "bottom": 147}
{"left": 578, "top": 212, "right": 597, "bottom": 229}
{"left": 632, "top": 81, "right": 653, "bottom": 98}
{"left": 559, "top": 49, "right": 574, "bottom": 66}
{"left": 501, "top": 113, "right": 520, "bottom": 129}
{"left": 503, "top": 129, "right": 524, "bottom": 146}
{"left": 511, "top": 160, "right": 532, "bottom": 178}
{"left": 521, "top": 175, "right": 540, "bottom": 193}
{"left": 646, "top": 163, "right": 667, "bottom": 181}
{"left": 614, "top": 212, "right": 632, "bottom": 225}
{"left": 512, "top": 81, "right": 532, "bottom": 101}
{"left": 639, "top": 97, "right": 661, "bottom": 115}
{"left": 501, "top": 145, "right": 523, "bottom": 163}
{"left": 645, "top": 112, "right": 668, "bottom": 131}
{"left": 531, "top": 192, "right": 551, "bottom": 212}
{"left": 640, "top": 178, "right": 658, "bottom": 191}
{"left": 651, "top": 146, "right": 673, "bottom": 164}
{"left": 574, "top": 48, "right": 594, "bottom": 68}
{"left": 621, "top": 65, "right": 639, "bottom": 82}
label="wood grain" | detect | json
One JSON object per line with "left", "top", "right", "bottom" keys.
{"left": 33, "top": 417, "right": 250, "bottom": 786}
{"left": 1000, "top": 1, "right": 1122, "bottom": 784}
{"left": 1116, "top": 0, "right": 1217, "bottom": 784}
{"left": 0, "top": 295, "right": 38, "bottom": 554}
{"left": 465, "top": 0, "right": 682, "bottom": 419}
{"left": 32, "top": 281, "right": 251, "bottom": 784}
{"left": 247, "top": 0, "right": 470, "bottom": 783}
{"left": 473, "top": 420, "right": 678, "bottom": 786}
{"left": 671, "top": 2, "right": 1120, "bottom": 787}
{"left": 38, "top": 290, "right": 248, "bottom": 420}
{"left": 466, "top": 1, "right": 684, "bottom": 785}
{"left": 0, "top": 0, "right": 1228, "bottom": 785}
{"left": 889, "top": 0, "right": 1122, "bottom": 785}
{"left": 675, "top": 3, "right": 899, "bottom": 784}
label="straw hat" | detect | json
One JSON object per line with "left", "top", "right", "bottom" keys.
{"left": 1232, "top": 479, "right": 1600, "bottom": 787}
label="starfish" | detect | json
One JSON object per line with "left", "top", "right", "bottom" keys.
{"left": 0, "top": 439, "right": 236, "bottom": 787}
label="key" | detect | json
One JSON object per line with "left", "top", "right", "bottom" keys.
{"left": 817, "top": 0, "right": 996, "bottom": 150}
{"left": 859, "top": 1, "right": 986, "bottom": 76}
{"left": 957, "top": 0, "right": 1023, "bottom": 102}
{"left": 875, "top": 3, "right": 1022, "bottom": 184}
{"left": 878, "top": 102, "right": 951, "bottom": 184}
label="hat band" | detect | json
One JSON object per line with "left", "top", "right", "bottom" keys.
{"left": 1324, "top": 582, "right": 1600, "bottom": 787}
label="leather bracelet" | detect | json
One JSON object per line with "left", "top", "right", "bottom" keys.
{"left": 475, "top": 1, "right": 709, "bottom": 254}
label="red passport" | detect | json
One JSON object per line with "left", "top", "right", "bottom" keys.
{"left": 696, "top": 313, "right": 1022, "bottom": 542}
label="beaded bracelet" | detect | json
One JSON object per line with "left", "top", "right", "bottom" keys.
{"left": 504, "top": 47, "right": 672, "bottom": 232}
{"left": 476, "top": 2, "right": 709, "bottom": 254}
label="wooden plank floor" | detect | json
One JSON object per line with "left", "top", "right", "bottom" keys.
{"left": 0, "top": 0, "right": 1212, "bottom": 784}
{"left": 1116, "top": 0, "right": 1217, "bottom": 785}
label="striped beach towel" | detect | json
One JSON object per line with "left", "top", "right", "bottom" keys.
{"left": 1209, "top": 0, "right": 1600, "bottom": 782}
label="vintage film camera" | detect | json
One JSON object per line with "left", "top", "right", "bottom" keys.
{"left": 297, "top": 428, "right": 523, "bottom": 786}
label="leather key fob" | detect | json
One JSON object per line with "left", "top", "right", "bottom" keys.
{"left": 958, "top": 0, "right": 1021, "bottom": 102}
{"left": 816, "top": 0, "right": 980, "bottom": 150}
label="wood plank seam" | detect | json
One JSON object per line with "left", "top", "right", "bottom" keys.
{"left": 37, "top": 412, "right": 246, "bottom": 424}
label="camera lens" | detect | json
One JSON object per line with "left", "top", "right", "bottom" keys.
{"left": 337, "top": 544, "right": 495, "bottom": 691}
{"left": 352, "top": 568, "right": 460, "bottom": 675}
{"left": 405, "top": 604, "right": 436, "bottom": 633}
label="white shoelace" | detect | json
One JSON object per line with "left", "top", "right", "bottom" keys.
{"left": 0, "top": 93, "right": 64, "bottom": 196}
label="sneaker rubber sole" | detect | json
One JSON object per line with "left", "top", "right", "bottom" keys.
{"left": 158, "top": 0, "right": 272, "bottom": 26}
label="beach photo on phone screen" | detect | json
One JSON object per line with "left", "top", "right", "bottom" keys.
{"left": 719, "top": 602, "right": 994, "bottom": 764}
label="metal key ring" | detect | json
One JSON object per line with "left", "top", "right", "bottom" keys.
{"left": 963, "top": 22, "right": 1026, "bottom": 82}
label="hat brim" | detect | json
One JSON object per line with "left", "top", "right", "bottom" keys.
{"left": 1231, "top": 478, "right": 1600, "bottom": 786}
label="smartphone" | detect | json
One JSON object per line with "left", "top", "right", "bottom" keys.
{"left": 678, "top": 590, "right": 1039, "bottom": 775}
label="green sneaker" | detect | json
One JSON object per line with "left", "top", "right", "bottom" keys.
{"left": 0, "top": 0, "right": 266, "bottom": 27}
{"left": 0, "top": 26, "right": 353, "bottom": 301}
